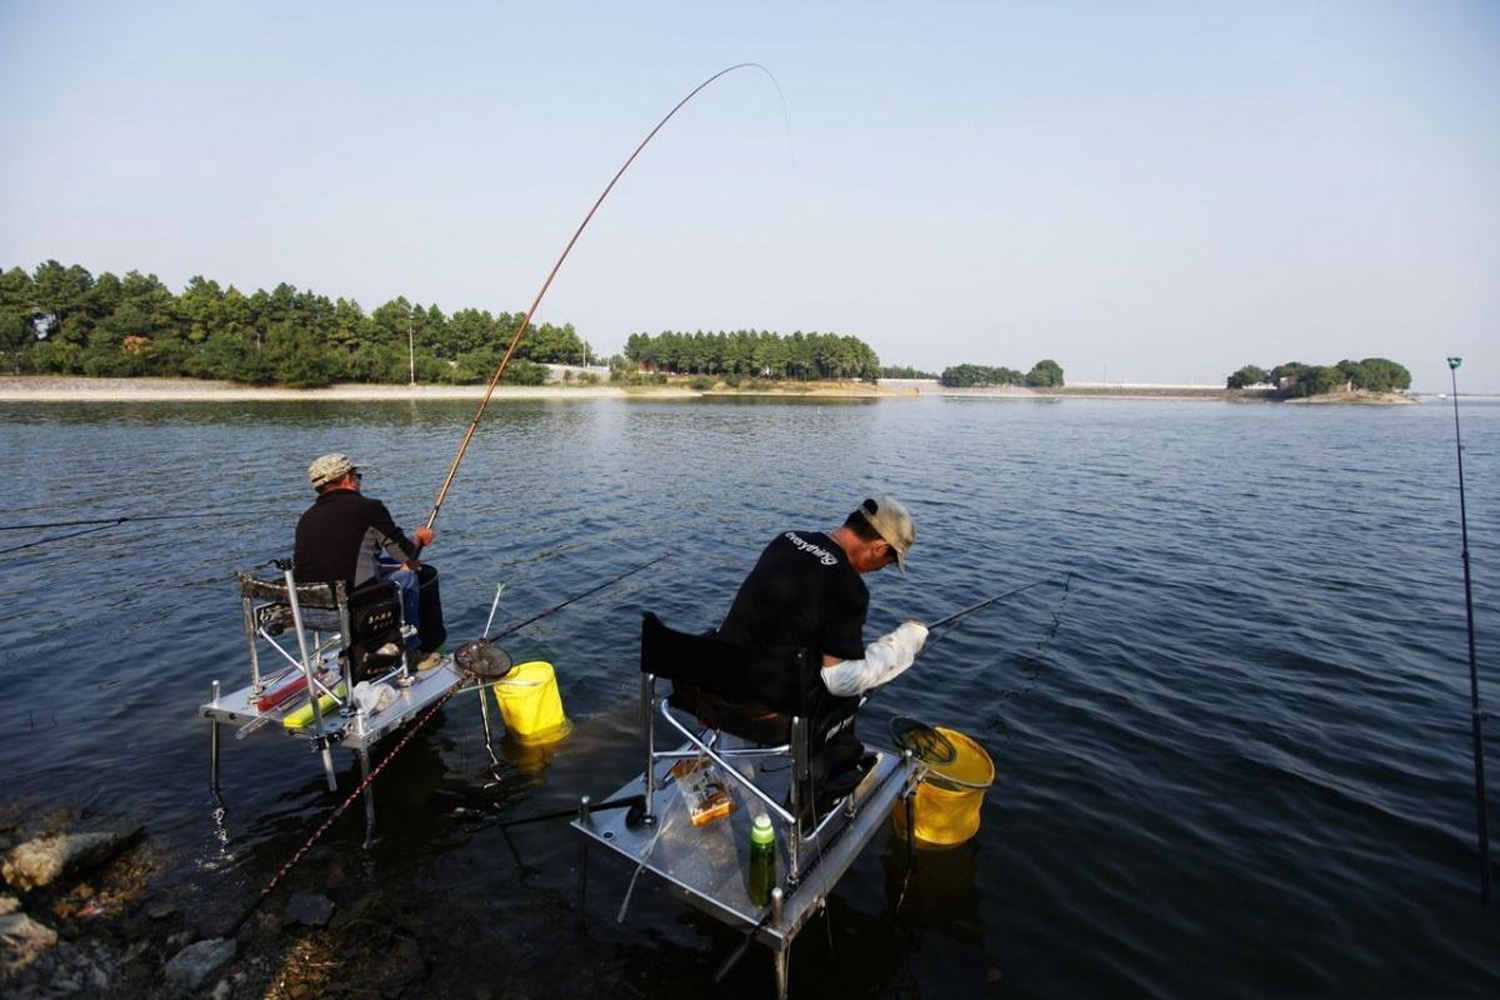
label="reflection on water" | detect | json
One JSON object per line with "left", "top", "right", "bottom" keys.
{"left": 1, "top": 397, "right": 1498, "bottom": 996}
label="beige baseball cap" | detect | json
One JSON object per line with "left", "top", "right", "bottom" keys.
{"left": 858, "top": 494, "right": 915, "bottom": 572}
{"left": 308, "top": 452, "right": 357, "bottom": 489}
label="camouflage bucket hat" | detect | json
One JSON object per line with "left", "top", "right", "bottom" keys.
{"left": 308, "top": 452, "right": 357, "bottom": 489}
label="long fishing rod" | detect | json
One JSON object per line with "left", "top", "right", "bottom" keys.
{"left": 925, "top": 573, "right": 1073, "bottom": 640}
{"left": 1447, "top": 356, "right": 1490, "bottom": 907}
{"left": 422, "top": 63, "right": 779, "bottom": 536}
{"left": 485, "top": 551, "right": 672, "bottom": 642}
{"left": 0, "top": 522, "right": 121, "bottom": 557}
{"left": 0, "top": 510, "right": 292, "bottom": 532}
{"left": 0, "top": 510, "right": 296, "bottom": 558}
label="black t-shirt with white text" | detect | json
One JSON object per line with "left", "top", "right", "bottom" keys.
{"left": 719, "top": 531, "right": 868, "bottom": 661}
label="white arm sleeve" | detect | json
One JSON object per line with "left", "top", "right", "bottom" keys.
{"left": 820, "top": 622, "right": 929, "bottom": 697}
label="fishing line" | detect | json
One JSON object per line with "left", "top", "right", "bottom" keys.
{"left": 988, "top": 576, "right": 1076, "bottom": 744}
{"left": 422, "top": 62, "right": 787, "bottom": 537}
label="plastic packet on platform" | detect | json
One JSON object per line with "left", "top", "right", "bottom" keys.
{"left": 352, "top": 680, "right": 396, "bottom": 716}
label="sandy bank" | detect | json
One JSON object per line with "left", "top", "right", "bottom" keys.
{"left": 0, "top": 376, "right": 664, "bottom": 402}
{"left": 1282, "top": 389, "right": 1418, "bottom": 405}
{"left": 0, "top": 376, "right": 918, "bottom": 403}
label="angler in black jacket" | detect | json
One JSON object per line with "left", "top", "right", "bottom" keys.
{"left": 293, "top": 452, "right": 447, "bottom": 667}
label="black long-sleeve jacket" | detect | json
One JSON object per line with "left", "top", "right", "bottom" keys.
{"left": 293, "top": 489, "right": 419, "bottom": 588}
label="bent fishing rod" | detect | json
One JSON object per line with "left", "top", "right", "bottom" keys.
{"left": 1447, "top": 357, "right": 1491, "bottom": 907}
{"left": 421, "top": 63, "right": 779, "bottom": 537}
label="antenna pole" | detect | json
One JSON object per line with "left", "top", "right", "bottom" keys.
{"left": 1448, "top": 356, "right": 1490, "bottom": 906}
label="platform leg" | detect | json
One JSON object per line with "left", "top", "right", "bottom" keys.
{"left": 318, "top": 739, "right": 337, "bottom": 792}
{"left": 359, "top": 749, "right": 375, "bottom": 848}
{"left": 209, "top": 721, "right": 221, "bottom": 792}
{"left": 773, "top": 945, "right": 789, "bottom": 1000}
{"left": 577, "top": 795, "right": 591, "bottom": 919}
{"left": 906, "top": 794, "right": 917, "bottom": 874}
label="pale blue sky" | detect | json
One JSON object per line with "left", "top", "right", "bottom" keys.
{"left": 2, "top": 1, "right": 1496, "bottom": 390}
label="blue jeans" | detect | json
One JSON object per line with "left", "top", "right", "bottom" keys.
{"left": 378, "top": 559, "right": 422, "bottom": 649}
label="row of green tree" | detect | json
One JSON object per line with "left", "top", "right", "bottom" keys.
{"left": 1226, "top": 358, "right": 1411, "bottom": 396}
{"left": 880, "top": 365, "right": 938, "bottom": 379}
{"left": 939, "top": 360, "right": 1065, "bottom": 388}
{"left": 0, "top": 260, "right": 592, "bottom": 386}
{"left": 623, "top": 330, "right": 881, "bottom": 381}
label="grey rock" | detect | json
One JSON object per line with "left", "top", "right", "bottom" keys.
{"left": 166, "top": 929, "right": 195, "bottom": 951}
{"left": 0, "top": 911, "right": 58, "bottom": 975}
{"left": 283, "top": 891, "right": 334, "bottom": 928}
{"left": 144, "top": 901, "right": 178, "bottom": 920}
{"left": 211, "top": 977, "right": 232, "bottom": 1000}
{"left": 1, "top": 829, "right": 140, "bottom": 891}
{"left": 164, "top": 937, "right": 236, "bottom": 990}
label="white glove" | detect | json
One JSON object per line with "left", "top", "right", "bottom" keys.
{"left": 820, "top": 621, "right": 929, "bottom": 697}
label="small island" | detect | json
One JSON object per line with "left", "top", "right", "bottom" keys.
{"left": 1224, "top": 359, "right": 1415, "bottom": 404}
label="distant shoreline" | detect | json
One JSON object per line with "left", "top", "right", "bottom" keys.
{"left": 936, "top": 383, "right": 1419, "bottom": 404}
{"left": 0, "top": 376, "right": 1419, "bottom": 404}
{"left": 0, "top": 375, "right": 912, "bottom": 402}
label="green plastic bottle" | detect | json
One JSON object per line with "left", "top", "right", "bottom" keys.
{"left": 748, "top": 812, "right": 776, "bottom": 907}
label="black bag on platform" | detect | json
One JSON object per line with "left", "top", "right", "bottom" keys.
{"left": 344, "top": 579, "right": 404, "bottom": 683}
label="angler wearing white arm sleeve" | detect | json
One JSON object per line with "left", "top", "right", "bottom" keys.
{"left": 820, "top": 621, "right": 929, "bottom": 697}
{"left": 715, "top": 495, "right": 925, "bottom": 813}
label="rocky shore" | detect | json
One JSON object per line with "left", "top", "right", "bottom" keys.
{"left": 0, "top": 805, "right": 482, "bottom": 1000}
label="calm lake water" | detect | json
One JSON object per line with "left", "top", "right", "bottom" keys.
{"left": 0, "top": 395, "right": 1496, "bottom": 997}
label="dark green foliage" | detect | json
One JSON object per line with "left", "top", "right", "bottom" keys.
{"left": 1226, "top": 364, "right": 1268, "bottom": 389}
{"left": 1025, "top": 359, "right": 1065, "bottom": 387}
{"left": 1341, "top": 357, "right": 1411, "bottom": 393}
{"left": 881, "top": 365, "right": 938, "bottom": 379}
{"left": 1247, "top": 358, "right": 1411, "bottom": 396}
{"left": 0, "top": 259, "right": 594, "bottom": 386}
{"left": 623, "top": 329, "right": 881, "bottom": 381}
{"left": 1269, "top": 362, "right": 1309, "bottom": 385}
{"left": 499, "top": 359, "right": 546, "bottom": 386}
{"left": 938, "top": 364, "right": 1025, "bottom": 387}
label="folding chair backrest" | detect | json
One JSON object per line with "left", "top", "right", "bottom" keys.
{"left": 642, "top": 610, "right": 814, "bottom": 699}
{"left": 237, "top": 571, "right": 342, "bottom": 612}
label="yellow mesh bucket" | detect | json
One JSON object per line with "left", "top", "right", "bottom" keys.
{"left": 491, "top": 660, "right": 572, "bottom": 745}
{"left": 895, "top": 727, "right": 995, "bottom": 848}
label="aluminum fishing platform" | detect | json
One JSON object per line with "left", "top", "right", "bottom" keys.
{"left": 199, "top": 567, "right": 467, "bottom": 842}
{"left": 571, "top": 612, "right": 925, "bottom": 999}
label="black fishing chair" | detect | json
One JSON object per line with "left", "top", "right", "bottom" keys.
{"left": 639, "top": 612, "right": 866, "bottom": 885}
{"left": 235, "top": 571, "right": 407, "bottom": 705}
